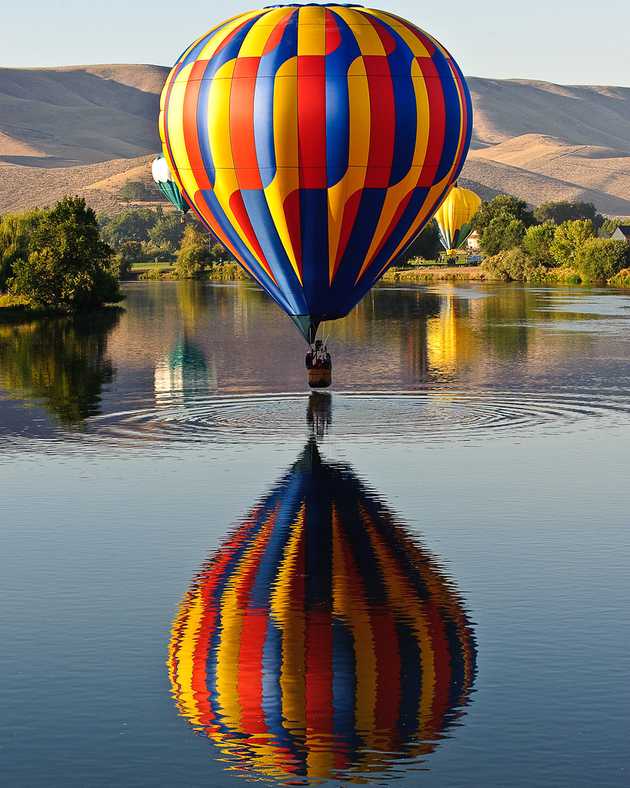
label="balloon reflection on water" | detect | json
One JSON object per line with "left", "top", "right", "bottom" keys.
{"left": 168, "top": 438, "right": 476, "bottom": 784}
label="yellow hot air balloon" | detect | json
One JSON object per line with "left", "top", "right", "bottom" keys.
{"left": 435, "top": 184, "right": 481, "bottom": 253}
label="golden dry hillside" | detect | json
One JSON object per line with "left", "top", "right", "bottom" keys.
{"left": 1, "top": 65, "right": 630, "bottom": 215}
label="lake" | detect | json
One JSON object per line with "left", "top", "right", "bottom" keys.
{"left": 1, "top": 280, "right": 629, "bottom": 787}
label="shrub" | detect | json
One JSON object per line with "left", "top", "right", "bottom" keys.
{"left": 175, "top": 225, "right": 215, "bottom": 278}
{"left": 8, "top": 197, "right": 121, "bottom": 311}
{"left": 0, "top": 209, "right": 47, "bottom": 289}
{"left": 574, "top": 239, "right": 630, "bottom": 283}
{"left": 608, "top": 267, "right": 630, "bottom": 288}
{"left": 550, "top": 219, "right": 596, "bottom": 267}
{"left": 521, "top": 222, "right": 556, "bottom": 265}
{"left": 210, "top": 262, "right": 249, "bottom": 281}
{"left": 138, "top": 268, "right": 166, "bottom": 281}
{"left": 480, "top": 248, "right": 547, "bottom": 282}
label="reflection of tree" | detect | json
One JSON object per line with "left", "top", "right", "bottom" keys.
{"left": 169, "top": 441, "right": 476, "bottom": 785}
{"left": 0, "top": 310, "right": 121, "bottom": 427}
{"left": 478, "top": 285, "right": 533, "bottom": 360}
{"left": 175, "top": 280, "right": 211, "bottom": 330}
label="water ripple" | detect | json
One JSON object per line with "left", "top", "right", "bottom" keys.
{"left": 80, "top": 387, "right": 630, "bottom": 448}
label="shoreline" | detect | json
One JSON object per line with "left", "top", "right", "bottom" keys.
{"left": 0, "top": 299, "right": 124, "bottom": 324}
{"left": 129, "top": 261, "right": 491, "bottom": 284}
{"left": 381, "top": 265, "right": 489, "bottom": 283}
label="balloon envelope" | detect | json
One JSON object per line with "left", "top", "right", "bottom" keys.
{"left": 159, "top": 5, "right": 473, "bottom": 340}
{"left": 151, "top": 155, "right": 190, "bottom": 214}
{"left": 168, "top": 442, "right": 476, "bottom": 784}
{"left": 435, "top": 184, "right": 481, "bottom": 251}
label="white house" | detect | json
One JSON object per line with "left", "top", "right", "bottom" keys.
{"left": 611, "top": 225, "right": 630, "bottom": 242}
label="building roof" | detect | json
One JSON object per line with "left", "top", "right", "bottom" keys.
{"left": 613, "top": 225, "right": 630, "bottom": 238}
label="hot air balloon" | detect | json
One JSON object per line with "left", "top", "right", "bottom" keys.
{"left": 159, "top": 4, "right": 473, "bottom": 355}
{"left": 151, "top": 155, "right": 190, "bottom": 214}
{"left": 435, "top": 184, "right": 481, "bottom": 253}
{"left": 168, "top": 440, "right": 476, "bottom": 784}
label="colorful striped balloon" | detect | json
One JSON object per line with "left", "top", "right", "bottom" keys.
{"left": 151, "top": 155, "right": 190, "bottom": 214}
{"left": 435, "top": 183, "right": 481, "bottom": 252}
{"left": 168, "top": 442, "right": 476, "bottom": 783}
{"left": 159, "top": 4, "right": 473, "bottom": 341}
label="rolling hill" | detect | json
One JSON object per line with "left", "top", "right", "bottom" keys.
{"left": 1, "top": 64, "right": 630, "bottom": 215}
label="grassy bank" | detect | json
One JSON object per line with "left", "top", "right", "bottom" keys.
{"left": 382, "top": 265, "right": 488, "bottom": 283}
{"left": 126, "top": 259, "right": 630, "bottom": 289}
{"left": 0, "top": 293, "right": 123, "bottom": 325}
{"left": 0, "top": 293, "right": 70, "bottom": 323}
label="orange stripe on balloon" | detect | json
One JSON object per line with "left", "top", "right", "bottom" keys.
{"left": 416, "top": 56, "right": 445, "bottom": 188}
{"left": 184, "top": 60, "right": 212, "bottom": 190}
{"left": 371, "top": 610, "right": 401, "bottom": 734}
{"left": 305, "top": 610, "right": 333, "bottom": 734}
{"left": 231, "top": 56, "right": 263, "bottom": 190}
{"left": 238, "top": 610, "right": 269, "bottom": 735}
{"left": 283, "top": 190, "right": 303, "bottom": 279}
{"left": 422, "top": 603, "right": 454, "bottom": 732}
{"left": 363, "top": 56, "right": 395, "bottom": 188}
{"left": 297, "top": 55, "right": 327, "bottom": 189}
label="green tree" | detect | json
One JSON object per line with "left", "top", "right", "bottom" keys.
{"left": 474, "top": 195, "right": 535, "bottom": 234}
{"left": 480, "top": 216, "right": 526, "bottom": 256}
{"left": 534, "top": 200, "right": 603, "bottom": 229}
{"left": 8, "top": 197, "right": 121, "bottom": 311}
{"left": 175, "top": 224, "right": 214, "bottom": 278}
{"left": 549, "top": 219, "right": 596, "bottom": 267}
{"left": 0, "top": 209, "right": 46, "bottom": 290}
{"left": 521, "top": 221, "right": 556, "bottom": 265}
{"left": 117, "top": 240, "right": 144, "bottom": 264}
{"left": 574, "top": 238, "right": 630, "bottom": 282}
{"left": 148, "top": 211, "right": 185, "bottom": 254}
{"left": 99, "top": 208, "right": 157, "bottom": 248}
{"left": 404, "top": 220, "right": 442, "bottom": 261}
{"left": 110, "top": 240, "right": 144, "bottom": 279}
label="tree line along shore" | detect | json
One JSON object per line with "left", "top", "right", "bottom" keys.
{"left": 2, "top": 195, "right": 630, "bottom": 320}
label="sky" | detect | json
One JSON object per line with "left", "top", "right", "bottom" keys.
{"left": 2, "top": 0, "right": 630, "bottom": 86}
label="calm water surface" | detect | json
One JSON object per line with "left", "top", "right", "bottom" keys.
{"left": 1, "top": 281, "right": 629, "bottom": 787}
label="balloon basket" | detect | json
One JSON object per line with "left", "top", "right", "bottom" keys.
{"left": 308, "top": 367, "right": 332, "bottom": 389}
